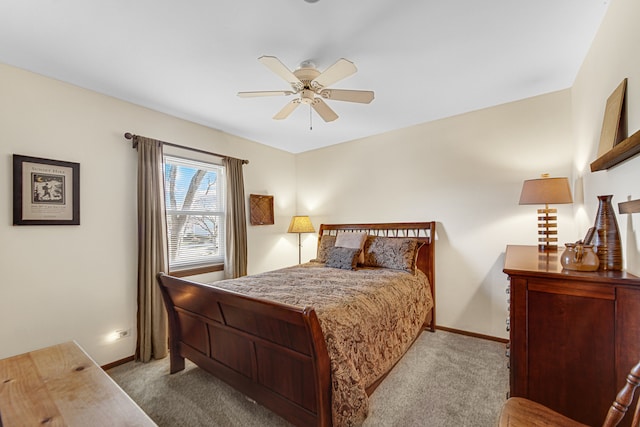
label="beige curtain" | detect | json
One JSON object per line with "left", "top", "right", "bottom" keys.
{"left": 223, "top": 157, "right": 248, "bottom": 279}
{"left": 134, "top": 136, "right": 169, "bottom": 362}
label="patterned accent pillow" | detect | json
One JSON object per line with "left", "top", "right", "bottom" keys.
{"left": 325, "top": 247, "right": 361, "bottom": 270}
{"left": 335, "top": 231, "right": 367, "bottom": 264}
{"left": 362, "top": 237, "right": 420, "bottom": 273}
{"left": 312, "top": 235, "right": 336, "bottom": 263}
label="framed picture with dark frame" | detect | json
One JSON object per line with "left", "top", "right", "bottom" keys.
{"left": 13, "top": 154, "right": 80, "bottom": 225}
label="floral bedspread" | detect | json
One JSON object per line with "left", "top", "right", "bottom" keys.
{"left": 207, "top": 262, "right": 433, "bottom": 426}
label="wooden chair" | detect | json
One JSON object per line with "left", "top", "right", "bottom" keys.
{"left": 499, "top": 360, "right": 640, "bottom": 427}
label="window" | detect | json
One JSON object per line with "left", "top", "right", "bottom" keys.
{"left": 164, "top": 155, "right": 225, "bottom": 272}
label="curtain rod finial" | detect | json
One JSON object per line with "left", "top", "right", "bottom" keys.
{"left": 124, "top": 132, "right": 133, "bottom": 140}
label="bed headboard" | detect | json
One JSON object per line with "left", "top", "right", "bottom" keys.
{"left": 317, "top": 222, "right": 436, "bottom": 330}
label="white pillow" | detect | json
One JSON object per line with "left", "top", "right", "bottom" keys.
{"left": 335, "top": 232, "right": 367, "bottom": 264}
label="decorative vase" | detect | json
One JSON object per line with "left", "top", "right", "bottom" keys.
{"left": 560, "top": 243, "right": 599, "bottom": 271}
{"left": 592, "top": 195, "right": 623, "bottom": 271}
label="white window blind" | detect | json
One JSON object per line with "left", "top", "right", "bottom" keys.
{"left": 164, "top": 155, "right": 225, "bottom": 270}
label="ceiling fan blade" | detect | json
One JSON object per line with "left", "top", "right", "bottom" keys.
{"left": 237, "top": 90, "right": 294, "bottom": 98}
{"left": 319, "top": 89, "right": 374, "bottom": 104}
{"left": 273, "top": 99, "right": 301, "bottom": 120}
{"left": 311, "top": 98, "right": 339, "bottom": 122}
{"left": 311, "top": 58, "right": 357, "bottom": 89}
{"left": 258, "top": 56, "right": 303, "bottom": 91}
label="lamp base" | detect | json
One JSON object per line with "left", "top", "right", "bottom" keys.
{"left": 537, "top": 206, "right": 558, "bottom": 252}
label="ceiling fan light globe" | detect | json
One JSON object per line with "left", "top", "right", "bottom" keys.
{"left": 301, "top": 89, "right": 315, "bottom": 104}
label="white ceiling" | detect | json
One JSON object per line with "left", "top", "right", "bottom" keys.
{"left": 0, "top": 0, "right": 610, "bottom": 153}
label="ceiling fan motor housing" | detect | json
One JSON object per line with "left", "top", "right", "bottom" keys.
{"left": 294, "top": 68, "right": 321, "bottom": 104}
{"left": 293, "top": 67, "right": 321, "bottom": 85}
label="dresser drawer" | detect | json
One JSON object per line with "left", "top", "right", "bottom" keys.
{"left": 528, "top": 278, "right": 615, "bottom": 300}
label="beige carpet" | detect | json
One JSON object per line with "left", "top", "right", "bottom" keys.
{"left": 108, "top": 330, "right": 508, "bottom": 426}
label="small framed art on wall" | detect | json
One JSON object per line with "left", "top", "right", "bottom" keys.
{"left": 249, "top": 194, "right": 274, "bottom": 225}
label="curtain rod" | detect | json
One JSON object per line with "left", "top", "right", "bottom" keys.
{"left": 123, "top": 132, "right": 249, "bottom": 165}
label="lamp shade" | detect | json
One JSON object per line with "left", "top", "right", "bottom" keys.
{"left": 519, "top": 177, "right": 573, "bottom": 205}
{"left": 288, "top": 216, "right": 315, "bottom": 233}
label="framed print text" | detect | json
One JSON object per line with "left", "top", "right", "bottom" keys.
{"left": 13, "top": 154, "right": 80, "bottom": 225}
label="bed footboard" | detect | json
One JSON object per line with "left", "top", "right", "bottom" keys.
{"left": 156, "top": 273, "right": 332, "bottom": 427}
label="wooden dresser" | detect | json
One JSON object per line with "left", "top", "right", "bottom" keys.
{"left": 503, "top": 245, "right": 640, "bottom": 427}
{"left": 0, "top": 341, "right": 155, "bottom": 426}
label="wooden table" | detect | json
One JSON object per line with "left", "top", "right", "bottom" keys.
{"left": 0, "top": 341, "right": 155, "bottom": 426}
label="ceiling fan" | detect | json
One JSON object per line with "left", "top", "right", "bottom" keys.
{"left": 237, "top": 56, "right": 375, "bottom": 122}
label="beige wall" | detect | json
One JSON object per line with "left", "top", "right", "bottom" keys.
{"left": 297, "top": 90, "right": 575, "bottom": 339}
{"left": 571, "top": 0, "right": 640, "bottom": 275}
{"left": 0, "top": 64, "right": 298, "bottom": 365}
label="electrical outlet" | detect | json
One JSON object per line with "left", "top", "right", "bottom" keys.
{"left": 115, "top": 328, "right": 132, "bottom": 340}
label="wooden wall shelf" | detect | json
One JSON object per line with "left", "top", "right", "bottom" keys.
{"left": 590, "top": 128, "right": 640, "bottom": 171}
{"left": 619, "top": 199, "right": 640, "bottom": 214}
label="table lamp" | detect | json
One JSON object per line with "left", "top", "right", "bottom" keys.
{"left": 519, "top": 174, "right": 573, "bottom": 251}
{"left": 288, "top": 215, "right": 315, "bottom": 264}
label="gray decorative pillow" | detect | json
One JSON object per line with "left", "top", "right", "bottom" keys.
{"left": 325, "top": 246, "right": 361, "bottom": 270}
{"left": 312, "top": 235, "right": 336, "bottom": 262}
{"left": 362, "top": 237, "right": 420, "bottom": 273}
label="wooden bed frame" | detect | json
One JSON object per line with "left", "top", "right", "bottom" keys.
{"left": 156, "top": 221, "right": 436, "bottom": 427}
